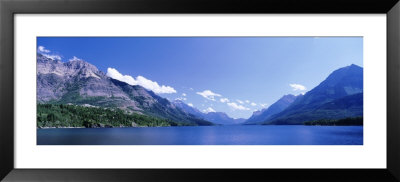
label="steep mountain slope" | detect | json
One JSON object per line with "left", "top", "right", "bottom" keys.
{"left": 172, "top": 100, "right": 245, "bottom": 125}
{"left": 264, "top": 64, "right": 363, "bottom": 125}
{"left": 37, "top": 53, "right": 213, "bottom": 126}
{"left": 111, "top": 80, "right": 213, "bottom": 125}
{"left": 37, "top": 54, "right": 135, "bottom": 108}
{"left": 244, "top": 94, "right": 298, "bottom": 124}
{"left": 172, "top": 100, "right": 204, "bottom": 117}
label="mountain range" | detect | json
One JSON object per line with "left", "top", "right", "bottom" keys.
{"left": 246, "top": 64, "right": 363, "bottom": 125}
{"left": 244, "top": 94, "right": 299, "bottom": 124}
{"left": 37, "top": 52, "right": 363, "bottom": 126}
{"left": 37, "top": 54, "right": 213, "bottom": 126}
{"left": 172, "top": 100, "right": 246, "bottom": 125}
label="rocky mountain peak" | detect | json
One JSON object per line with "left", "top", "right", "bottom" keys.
{"left": 37, "top": 54, "right": 103, "bottom": 79}
{"left": 321, "top": 64, "right": 363, "bottom": 87}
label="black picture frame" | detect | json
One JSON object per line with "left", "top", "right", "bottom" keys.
{"left": 1, "top": 0, "right": 399, "bottom": 181}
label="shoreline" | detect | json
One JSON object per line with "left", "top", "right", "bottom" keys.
{"left": 38, "top": 126, "right": 85, "bottom": 129}
{"left": 37, "top": 125, "right": 363, "bottom": 129}
{"left": 37, "top": 125, "right": 164, "bottom": 129}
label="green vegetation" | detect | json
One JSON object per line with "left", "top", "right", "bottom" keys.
{"left": 303, "top": 117, "right": 363, "bottom": 126}
{"left": 37, "top": 104, "right": 184, "bottom": 128}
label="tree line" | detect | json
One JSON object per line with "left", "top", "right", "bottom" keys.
{"left": 303, "top": 117, "right": 363, "bottom": 126}
{"left": 37, "top": 104, "right": 183, "bottom": 128}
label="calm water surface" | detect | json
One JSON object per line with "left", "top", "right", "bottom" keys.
{"left": 37, "top": 125, "right": 363, "bottom": 145}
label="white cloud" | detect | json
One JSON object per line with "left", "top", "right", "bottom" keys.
{"left": 290, "top": 83, "right": 307, "bottom": 91}
{"left": 196, "top": 90, "right": 221, "bottom": 101}
{"left": 203, "top": 107, "right": 216, "bottom": 113}
{"left": 227, "top": 102, "right": 250, "bottom": 111}
{"left": 69, "top": 56, "right": 83, "bottom": 61}
{"left": 189, "top": 88, "right": 194, "bottom": 91}
{"left": 236, "top": 99, "right": 244, "bottom": 104}
{"left": 42, "top": 54, "right": 61, "bottom": 60}
{"left": 245, "top": 100, "right": 250, "bottom": 103}
{"left": 38, "top": 46, "right": 50, "bottom": 53}
{"left": 182, "top": 93, "right": 187, "bottom": 97}
{"left": 251, "top": 102, "right": 257, "bottom": 106}
{"left": 176, "top": 97, "right": 187, "bottom": 101}
{"left": 37, "top": 46, "right": 61, "bottom": 60}
{"left": 220, "top": 98, "right": 229, "bottom": 103}
{"left": 106, "top": 68, "right": 176, "bottom": 94}
{"left": 188, "top": 103, "right": 194, "bottom": 107}
{"left": 297, "top": 92, "right": 306, "bottom": 96}
{"left": 260, "top": 103, "right": 269, "bottom": 108}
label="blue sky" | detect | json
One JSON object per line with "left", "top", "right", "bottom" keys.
{"left": 37, "top": 37, "right": 363, "bottom": 119}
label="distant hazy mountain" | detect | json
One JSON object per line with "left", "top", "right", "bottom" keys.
{"left": 172, "top": 100, "right": 246, "bottom": 125}
{"left": 202, "top": 112, "right": 246, "bottom": 125}
{"left": 263, "top": 64, "right": 363, "bottom": 125}
{"left": 244, "top": 94, "right": 298, "bottom": 124}
{"left": 37, "top": 53, "right": 213, "bottom": 126}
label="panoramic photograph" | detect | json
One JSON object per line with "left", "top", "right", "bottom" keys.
{"left": 36, "top": 37, "right": 363, "bottom": 145}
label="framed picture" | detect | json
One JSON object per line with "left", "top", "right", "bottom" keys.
{"left": 1, "top": 0, "right": 399, "bottom": 181}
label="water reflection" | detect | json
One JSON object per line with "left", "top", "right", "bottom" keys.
{"left": 37, "top": 125, "right": 363, "bottom": 145}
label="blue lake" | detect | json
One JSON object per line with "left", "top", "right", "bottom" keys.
{"left": 37, "top": 125, "right": 363, "bottom": 145}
